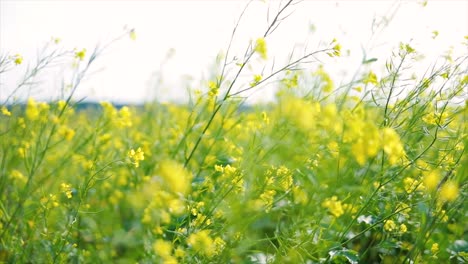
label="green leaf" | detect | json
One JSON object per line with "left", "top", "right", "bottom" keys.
{"left": 329, "top": 248, "right": 360, "bottom": 264}
{"left": 363, "top": 58, "right": 378, "bottom": 64}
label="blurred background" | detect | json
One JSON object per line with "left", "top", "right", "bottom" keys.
{"left": 1, "top": 0, "right": 467, "bottom": 104}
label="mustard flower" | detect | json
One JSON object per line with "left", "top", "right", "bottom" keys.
{"left": 58, "top": 126, "right": 75, "bottom": 141}
{"left": 383, "top": 219, "right": 396, "bottom": 232}
{"left": 157, "top": 160, "right": 192, "bottom": 195}
{"left": 423, "top": 170, "right": 440, "bottom": 191}
{"left": 75, "top": 48, "right": 86, "bottom": 61}
{"left": 381, "top": 127, "right": 406, "bottom": 165}
{"left": 399, "top": 224, "right": 408, "bottom": 233}
{"left": 153, "top": 239, "right": 173, "bottom": 259}
{"left": 26, "top": 98, "right": 40, "bottom": 120}
{"left": 187, "top": 230, "right": 215, "bottom": 257}
{"left": 260, "top": 189, "right": 276, "bottom": 212}
{"left": 12, "top": 54, "right": 23, "bottom": 65}
{"left": 250, "top": 74, "right": 262, "bottom": 86}
{"left": 208, "top": 80, "right": 219, "bottom": 97}
{"left": 61, "top": 183, "right": 73, "bottom": 199}
{"left": 1, "top": 106, "right": 11, "bottom": 116}
{"left": 313, "top": 66, "right": 334, "bottom": 92}
{"left": 439, "top": 181, "right": 459, "bottom": 202}
{"left": 10, "top": 170, "right": 26, "bottom": 183}
{"left": 322, "top": 196, "right": 344, "bottom": 218}
{"left": 128, "top": 147, "right": 145, "bottom": 168}
{"left": 327, "top": 38, "right": 341, "bottom": 57}
{"left": 431, "top": 243, "right": 439, "bottom": 254}
{"left": 254, "top": 38, "right": 268, "bottom": 60}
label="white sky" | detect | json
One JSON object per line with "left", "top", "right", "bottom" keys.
{"left": 1, "top": 0, "right": 467, "bottom": 104}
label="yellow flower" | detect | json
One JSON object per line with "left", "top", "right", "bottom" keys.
{"left": 58, "top": 126, "right": 75, "bottom": 141}
{"left": 399, "top": 224, "right": 407, "bottom": 233}
{"left": 254, "top": 38, "right": 268, "bottom": 60}
{"left": 153, "top": 239, "right": 173, "bottom": 258}
{"left": 403, "top": 177, "right": 424, "bottom": 193}
{"left": 174, "top": 247, "right": 185, "bottom": 258}
{"left": 260, "top": 189, "right": 276, "bottom": 212}
{"left": 41, "top": 194, "right": 59, "bottom": 208}
{"left": 214, "top": 164, "right": 224, "bottom": 172}
{"left": 381, "top": 127, "right": 406, "bottom": 165}
{"left": 313, "top": 66, "right": 334, "bottom": 92}
{"left": 327, "top": 39, "right": 341, "bottom": 57}
{"left": 1, "top": 106, "right": 11, "bottom": 116}
{"left": 128, "top": 147, "right": 145, "bottom": 167}
{"left": 351, "top": 123, "right": 381, "bottom": 165}
{"left": 322, "top": 196, "right": 344, "bottom": 217}
{"left": 363, "top": 71, "right": 378, "bottom": 85}
{"left": 422, "top": 112, "right": 437, "bottom": 125}
{"left": 75, "top": 48, "right": 86, "bottom": 61}
{"left": 292, "top": 186, "right": 308, "bottom": 205}
{"left": 13, "top": 54, "right": 23, "bottom": 65}
{"left": 224, "top": 164, "right": 237, "bottom": 176}
{"left": 208, "top": 80, "right": 219, "bottom": 97}
{"left": 383, "top": 220, "right": 396, "bottom": 232}
{"left": 250, "top": 74, "right": 262, "bottom": 86}
{"left": 214, "top": 237, "right": 226, "bottom": 255}
{"left": 353, "top": 86, "right": 362, "bottom": 92}
{"left": 431, "top": 243, "right": 439, "bottom": 254}
{"left": 61, "top": 183, "right": 73, "bottom": 199}
{"left": 116, "top": 106, "right": 132, "bottom": 127}
{"left": 10, "top": 170, "right": 27, "bottom": 183}
{"left": 157, "top": 160, "right": 192, "bottom": 195}
{"left": 439, "top": 181, "right": 459, "bottom": 202}
{"left": 423, "top": 170, "right": 440, "bottom": 191}
{"left": 26, "top": 98, "right": 40, "bottom": 120}
{"left": 187, "top": 230, "right": 215, "bottom": 257}
{"left": 168, "top": 198, "right": 185, "bottom": 216}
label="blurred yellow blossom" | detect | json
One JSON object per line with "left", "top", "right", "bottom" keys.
{"left": 381, "top": 127, "right": 406, "bottom": 165}
{"left": 187, "top": 230, "right": 215, "bottom": 257}
{"left": 26, "top": 98, "right": 40, "bottom": 120}
{"left": 58, "top": 126, "right": 75, "bottom": 141}
{"left": 10, "top": 170, "right": 26, "bottom": 183}
{"left": 322, "top": 196, "right": 344, "bottom": 217}
{"left": 363, "top": 71, "right": 378, "bottom": 85}
{"left": 439, "top": 181, "right": 459, "bottom": 202}
{"left": 260, "top": 189, "right": 276, "bottom": 212}
{"left": 403, "top": 177, "right": 424, "bottom": 193}
{"left": 327, "top": 38, "right": 341, "bottom": 57}
{"left": 61, "top": 183, "right": 72, "bottom": 199}
{"left": 157, "top": 160, "right": 192, "bottom": 195}
{"left": 423, "top": 170, "right": 440, "bottom": 191}
{"left": 250, "top": 74, "right": 262, "bottom": 86}
{"left": 1, "top": 106, "right": 11, "bottom": 116}
{"left": 75, "top": 48, "right": 86, "bottom": 61}
{"left": 128, "top": 147, "right": 145, "bottom": 168}
{"left": 431, "top": 243, "right": 439, "bottom": 254}
{"left": 383, "top": 219, "right": 396, "bottom": 232}
{"left": 208, "top": 80, "right": 219, "bottom": 97}
{"left": 153, "top": 239, "right": 173, "bottom": 259}
{"left": 313, "top": 65, "right": 334, "bottom": 92}
{"left": 399, "top": 224, "right": 407, "bottom": 233}
{"left": 254, "top": 37, "right": 268, "bottom": 60}
{"left": 12, "top": 54, "right": 23, "bottom": 65}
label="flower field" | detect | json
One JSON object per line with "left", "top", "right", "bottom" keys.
{"left": 1, "top": 2, "right": 467, "bottom": 263}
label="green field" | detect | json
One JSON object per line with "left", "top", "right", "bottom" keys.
{"left": 1, "top": 2, "right": 467, "bottom": 263}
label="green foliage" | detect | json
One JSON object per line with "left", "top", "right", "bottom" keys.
{"left": 0, "top": 2, "right": 467, "bottom": 263}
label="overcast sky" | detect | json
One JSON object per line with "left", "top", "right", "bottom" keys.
{"left": 1, "top": 0, "right": 467, "bottom": 104}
